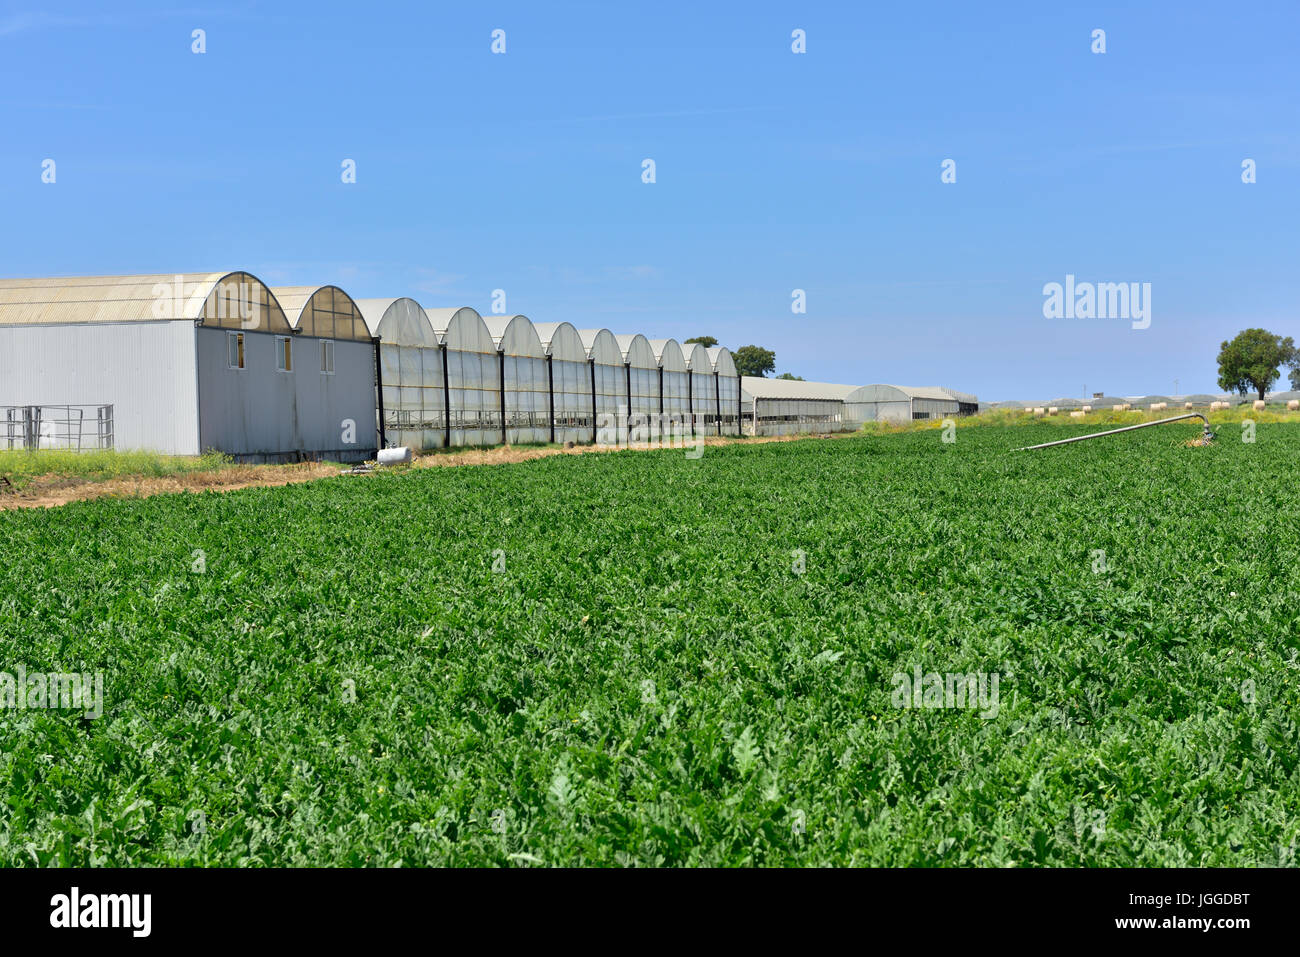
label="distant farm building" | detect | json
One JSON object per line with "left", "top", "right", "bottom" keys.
{"left": 740, "top": 377, "right": 859, "bottom": 435}
{"left": 845, "top": 384, "right": 979, "bottom": 423}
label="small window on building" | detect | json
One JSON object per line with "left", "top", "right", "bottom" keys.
{"left": 321, "top": 339, "right": 335, "bottom": 375}
{"left": 228, "top": 332, "right": 244, "bottom": 369}
{"left": 277, "top": 336, "right": 292, "bottom": 372}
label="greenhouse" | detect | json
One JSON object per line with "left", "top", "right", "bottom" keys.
{"left": 742, "top": 377, "right": 858, "bottom": 435}
{"left": 648, "top": 339, "right": 690, "bottom": 437}
{"left": 681, "top": 340, "right": 716, "bottom": 437}
{"left": 577, "top": 328, "right": 626, "bottom": 445}
{"left": 709, "top": 346, "right": 742, "bottom": 436}
{"left": 616, "top": 333, "right": 661, "bottom": 443}
{"left": 429, "top": 307, "right": 501, "bottom": 447}
{"left": 0, "top": 272, "right": 376, "bottom": 460}
{"left": 534, "top": 322, "right": 593, "bottom": 445}
{"left": 484, "top": 315, "right": 550, "bottom": 444}
{"left": 356, "top": 297, "right": 444, "bottom": 450}
{"left": 844, "top": 384, "right": 978, "bottom": 424}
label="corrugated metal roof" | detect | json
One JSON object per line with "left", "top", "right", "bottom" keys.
{"left": 894, "top": 385, "right": 961, "bottom": 401}
{"left": 741, "top": 376, "right": 859, "bottom": 401}
{"left": 0, "top": 272, "right": 233, "bottom": 325}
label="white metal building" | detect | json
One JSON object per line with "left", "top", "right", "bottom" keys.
{"left": 741, "top": 377, "right": 858, "bottom": 435}
{"left": 844, "top": 384, "right": 979, "bottom": 424}
{"left": 0, "top": 273, "right": 377, "bottom": 460}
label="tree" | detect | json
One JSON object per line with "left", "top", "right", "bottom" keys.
{"left": 684, "top": 336, "right": 718, "bottom": 348}
{"left": 732, "top": 345, "right": 776, "bottom": 378}
{"left": 1217, "top": 328, "right": 1296, "bottom": 401}
{"left": 775, "top": 372, "right": 805, "bottom": 381}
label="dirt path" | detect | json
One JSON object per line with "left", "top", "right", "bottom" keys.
{"left": 0, "top": 433, "right": 846, "bottom": 511}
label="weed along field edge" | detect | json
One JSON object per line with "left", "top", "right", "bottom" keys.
{"left": 2, "top": 423, "right": 1297, "bottom": 866}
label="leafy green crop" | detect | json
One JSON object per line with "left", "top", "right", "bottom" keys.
{"left": 1, "top": 424, "right": 1298, "bottom": 866}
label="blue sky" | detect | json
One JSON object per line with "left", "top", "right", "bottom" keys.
{"left": 2, "top": 1, "right": 1297, "bottom": 400}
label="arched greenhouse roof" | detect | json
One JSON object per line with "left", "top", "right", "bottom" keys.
{"left": 531, "top": 322, "right": 588, "bottom": 363}
{"left": 273, "top": 285, "right": 371, "bottom": 341}
{"left": 0, "top": 271, "right": 291, "bottom": 333}
{"left": 708, "top": 346, "right": 738, "bottom": 377}
{"left": 426, "top": 306, "right": 494, "bottom": 353}
{"left": 354, "top": 297, "right": 440, "bottom": 347}
{"left": 845, "top": 384, "right": 947, "bottom": 404}
{"left": 680, "top": 341, "right": 711, "bottom": 371}
{"left": 615, "top": 333, "right": 658, "bottom": 369}
{"left": 483, "top": 315, "right": 545, "bottom": 358}
{"left": 575, "top": 328, "right": 623, "bottom": 365}
{"left": 646, "top": 338, "right": 687, "bottom": 372}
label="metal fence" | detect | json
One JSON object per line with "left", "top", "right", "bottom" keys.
{"left": 2, "top": 405, "right": 115, "bottom": 451}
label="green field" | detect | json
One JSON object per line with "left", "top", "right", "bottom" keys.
{"left": 2, "top": 424, "right": 1298, "bottom": 866}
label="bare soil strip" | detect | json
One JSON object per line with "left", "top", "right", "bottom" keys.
{"left": 0, "top": 433, "right": 841, "bottom": 511}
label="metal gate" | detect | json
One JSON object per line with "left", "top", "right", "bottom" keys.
{"left": 2, "top": 405, "right": 115, "bottom": 451}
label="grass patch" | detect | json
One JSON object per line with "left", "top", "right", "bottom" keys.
{"left": 0, "top": 449, "right": 231, "bottom": 490}
{"left": 861, "top": 404, "right": 1300, "bottom": 437}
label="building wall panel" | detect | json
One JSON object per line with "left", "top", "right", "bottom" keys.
{"left": 196, "top": 327, "right": 377, "bottom": 461}
{"left": 0, "top": 320, "right": 199, "bottom": 454}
